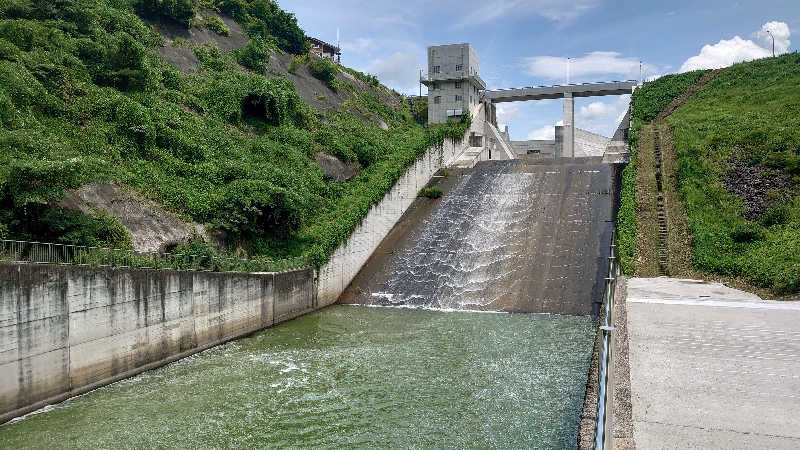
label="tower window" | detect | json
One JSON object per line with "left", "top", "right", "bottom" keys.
{"left": 455, "top": 81, "right": 462, "bottom": 89}
{"left": 455, "top": 64, "right": 463, "bottom": 71}
{"left": 455, "top": 95, "right": 462, "bottom": 102}
{"left": 432, "top": 66, "right": 440, "bottom": 74}
{"left": 434, "top": 96, "right": 441, "bottom": 104}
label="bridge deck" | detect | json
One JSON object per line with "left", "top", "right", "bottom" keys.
{"left": 485, "top": 81, "right": 638, "bottom": 103}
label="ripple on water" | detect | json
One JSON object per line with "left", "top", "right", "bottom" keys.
{"left": 0, "top": 306, "right": 595, "bottom": 449}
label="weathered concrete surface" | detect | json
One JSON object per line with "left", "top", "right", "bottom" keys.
{"left": 627, "top": 277, "right": 800, "bottom": 449}
{"left": 0, "top": 263, "right": 314, "bottom": 423}
{"left": 339, "top": 158, "right": 619, "bottom": 315}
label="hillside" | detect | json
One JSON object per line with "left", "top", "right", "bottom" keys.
{"left": 0, "top": 0, "right": 465, "bottom": 268}
{"left": 619, "top": 53, "right": 800, "bottom": 296}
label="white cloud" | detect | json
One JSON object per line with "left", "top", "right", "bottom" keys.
{"left": 755, "top": 21, "right": 791, "bottom": 54}
{"left": 524, "top": 52, "right": 656, "bottom": 81}
{"left": 680, "top": 21, "right": 791, "bottom": 72}
{"left": 496, "top": 104, "right": 519, "bottom": 130}
{"left": 680, "top": 36, "right": 770, "bottom": 72}
{"left": 455, "top": 0, "right": 598, "bottom": 28}
{"left": 341, "top": 38, "right": 376, "bottom": 54}
{"left": 576, "top": 95, "right": 630, "bottom": 136}
{"left": 364, "top": 51, "right": 423, "bottom": 95}
{"left": 526, "top": 120, "right": 563, "bottom": 140}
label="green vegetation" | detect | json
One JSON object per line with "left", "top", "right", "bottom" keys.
{"left": 616, "top": 149, "right": 637, "bottom": 274}
{"left": 668, "top": 53, "right": 800, "bottom": 294}
{"left": 618, "top": 70, "right": 713, "bottom": 275}
{"left": 136, "top": 0, "right": 197, "bottom": 27}
{"left": 202, "top": 16, "right": 230, "bottom": 36}
{"left": 235, "top": 37, "right": 271, "bottom": 74}
{"left": 0, "top": 0, "right": 470, "bottom": 269}
{"left": 419, "top": 186, "right": 443, "bottom": 199}
{"left": 630, "top": 70, "right": 708, "bottom": 123}
{"left": 288, "top": 54, "right": 303, "bottom": 73}
{"left": 216, "top": 0, "right": 308, "bottom": 55}
{"left": 307, "top": 56, "right": 338, "bottom": 89}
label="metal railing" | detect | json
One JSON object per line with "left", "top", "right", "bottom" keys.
{"left": 0, "top": 239, "right": 310, "bottom": 273}
{"left": 594, "top": 230, "right": 620, "bottom": 450}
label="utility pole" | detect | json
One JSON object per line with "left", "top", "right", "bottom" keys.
{"left": 639, "top": 60, "right": 643, "bottom": 83}
{"left": 767, "top": 30, "right": 775, "bottom": 57}
{"left": 419, "top": 69, "right": 422, "bottom": 97}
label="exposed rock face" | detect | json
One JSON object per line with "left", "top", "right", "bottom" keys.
{"left": 314, "top": 153, "right": 358, "bottom": 182}
{"left": 724, "top": 157, "right": 798, "bottom": 221}
{"left": 154, "top": 9, "right": 248, "bottom": 74}
{"left": 58, "top": 183, "right": 203, "bottom": 253}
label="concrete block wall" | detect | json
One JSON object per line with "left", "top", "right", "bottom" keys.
{"left": 0, "top": 264, "right": 314, "bottom": 423}
{"left": 574, "top": 128, "right": 611, "bottom": 157}
{"left": 317, "top": 137, "right": 465, "bottom": 306}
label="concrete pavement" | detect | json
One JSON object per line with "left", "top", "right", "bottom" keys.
{"left": 626, "top": 278, "right": 800, "bottom": 449}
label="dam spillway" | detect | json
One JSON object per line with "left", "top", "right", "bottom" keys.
{"left": 0, "top": 157, "right": 617, "bottom": 447}
{"left": 340, "top": 157, "right": 617, "bottom": 316}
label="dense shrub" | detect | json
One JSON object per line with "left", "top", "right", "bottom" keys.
{"left": 288, "top": 53, "right": 303, "bottom": 73}
{"left": 135, "top": 0, "right": 196, "bottom": 27}
{"left": 419, "top": 186, "right": 443, "bottom": 199}
{"left": 202, "top": 16, "right": 230, "bottom": 36}
{"left": 235, "top": 37, "right": 270, "bottom": 74}
{"left": 308, "top": 56, "right": 337, "bottom": 88}
{"left": 245, "top": 0, "right": 307, "bottom": 55}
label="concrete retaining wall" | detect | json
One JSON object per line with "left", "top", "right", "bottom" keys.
{"left": 316, "top": 137, "right": 465, "bottom": 306}
{"left": 1, "top": 121, "right": 472, "bottom": 422}
{"left": 0, "top": 263, "right": 314, "bottom": 423}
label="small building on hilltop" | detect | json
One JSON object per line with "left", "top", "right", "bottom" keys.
{"left": 308, "top": 37, "right": 341, "bottom": 62}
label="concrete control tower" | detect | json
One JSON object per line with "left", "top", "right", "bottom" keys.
{"left": 421, "top": 43, "right": 487, "bottom": 124}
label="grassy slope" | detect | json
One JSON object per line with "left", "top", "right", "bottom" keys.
{"left": 620, "top": 54, "right": 800, "bottom": 295}
{"left": 0, "top": 0, "right": 464, "bottom": 267}
{"left": 669, "top": 54, "right": 800, "bottom": 295}
{"left": 617, "top": 70, "right": 707, "bottom": 274}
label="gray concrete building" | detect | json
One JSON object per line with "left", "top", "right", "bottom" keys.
{"left": 422, "top": 43, "right": 486, "bottom": 124}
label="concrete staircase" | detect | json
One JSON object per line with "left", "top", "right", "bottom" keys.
{"left": 451, "top": 147, "right": 484, "bottom": 168}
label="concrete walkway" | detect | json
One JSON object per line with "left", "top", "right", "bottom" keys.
{"left": 626, "top": 278, "right": 800, "bottom": 449}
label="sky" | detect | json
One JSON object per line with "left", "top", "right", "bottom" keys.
{"left": 282, "top": 0, "right": 799, "bottom": 140}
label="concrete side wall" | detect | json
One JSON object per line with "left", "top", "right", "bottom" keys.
{"left": 0, "top": 264, "right": 314, "bottom": 422}
{"left": 317, "top": 137, "right": 465, "bottom": 307}
{"left": 511, "top": 140, "right": 556, "bottom": 156}
{"left": 575, "top": 128, "right": 611, "bottom": 157}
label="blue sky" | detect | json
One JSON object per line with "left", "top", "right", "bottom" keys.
{"left": 283, "top": 0, "right": 798, "bottom": 140}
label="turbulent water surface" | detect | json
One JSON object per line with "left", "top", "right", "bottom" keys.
{"left": 0, "top": 306, "right": 595, "bottom": 449}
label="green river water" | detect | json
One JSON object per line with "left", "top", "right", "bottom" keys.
{"left": 0, "top": 306, "right": 595, "bottom": 449}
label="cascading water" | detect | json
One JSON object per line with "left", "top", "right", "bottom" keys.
{"left": 350, "top": 158, "right": 615, "bottom": 315}
{"left": 0, "top": 159, "right": 614, "bottom": 449}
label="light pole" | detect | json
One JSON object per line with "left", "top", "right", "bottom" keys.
{"left": 566, "top": 57, "right": 571, "bottom": 84}
{"left": 767, "top": 30, "right": 775, "bottom": 57}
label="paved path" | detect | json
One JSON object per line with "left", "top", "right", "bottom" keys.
{"left": 627, "top": 278, "right": 800, "bottom": 449}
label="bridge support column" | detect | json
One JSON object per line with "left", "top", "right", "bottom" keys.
{"left": 563, "top": 92, "right": 575, "bottom": 158}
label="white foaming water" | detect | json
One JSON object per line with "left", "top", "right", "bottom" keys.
{"left": 375, "top": 168, "right": 538, "bottom": 310}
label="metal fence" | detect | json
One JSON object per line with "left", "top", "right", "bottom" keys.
{"left": 594, "top": 230, "right": 620, "bottom": 450}
{"left": 0, "top": 240, "right": 310, "bottom": 273}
